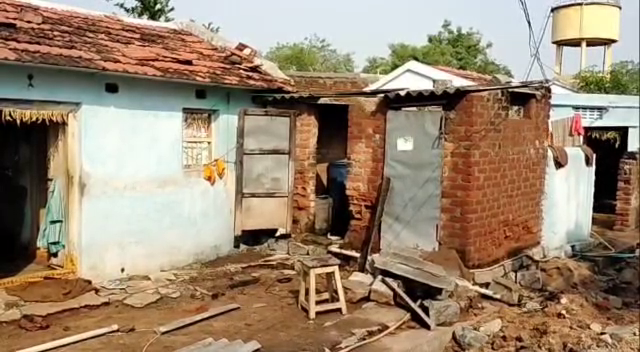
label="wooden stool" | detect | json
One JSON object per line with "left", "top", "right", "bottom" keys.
{"left": 297, "top": 256, "right": 347, "bottom": 319}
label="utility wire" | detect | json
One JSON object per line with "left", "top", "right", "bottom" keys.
{"left": 517, "top": 0, "right": 548, "bottom": 80}
{"left": 524, "top": 6, "right": 552, "bottom": 80}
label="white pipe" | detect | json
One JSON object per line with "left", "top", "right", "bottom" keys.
{"left": 17, "top": 325, "right": 119, "bottom": 352}
{"left": 327, "top": 246, "right": 360, "bottom": 258}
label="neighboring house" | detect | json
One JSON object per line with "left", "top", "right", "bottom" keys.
{"left": 0, "top": 0, "right": 292, "bottom": 283}
{"left": 365, "top": 60, "right": 492, "bottom": 91}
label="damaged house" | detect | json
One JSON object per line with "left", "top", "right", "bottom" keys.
{"left": 0, "top": 0, "right": 293, "bottom": 284}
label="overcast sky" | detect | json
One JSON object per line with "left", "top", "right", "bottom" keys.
{"left": 56, "top": 0, "right": 639, "bottom": 79}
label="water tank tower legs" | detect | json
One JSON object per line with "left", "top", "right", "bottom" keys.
{"left": 580, "top": 40, "right": 587, "bottom": 72}
{"left": 604, "top": 44, "right": 613, "bottom": 72}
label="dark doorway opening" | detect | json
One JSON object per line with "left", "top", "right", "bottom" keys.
{"left": 314, "top": 104, "right": 350, "bottom": 238}
{"left": 585, "top": 127, "right": 628, "bottom": 214}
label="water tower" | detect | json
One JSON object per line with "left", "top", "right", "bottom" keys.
{"left": 551, "top": 0, "right": 621, "bottom": 76}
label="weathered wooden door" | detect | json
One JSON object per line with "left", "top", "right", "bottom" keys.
{"left": 235, "top": 108, "right": 296, "bottom": 235}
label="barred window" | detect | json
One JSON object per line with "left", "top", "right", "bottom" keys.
{"left": 573, "top": 107, "right": 604, "bottom": 120}
{"left": 182, "top": 110, "right": 214, "bottom": 169}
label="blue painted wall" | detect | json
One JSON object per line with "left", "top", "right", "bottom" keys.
{"left": 0, "top": 64, "right": 253, "bottom": 280}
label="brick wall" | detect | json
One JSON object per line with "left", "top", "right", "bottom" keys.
{"left": 440, "top": 90, "right": 550, "bottom": 269}
{"left": 340, "top": 98, "right": 387, "bottom": 250}
{"left": 614, "top": 152, "right": 640, "bottom": 231}
{"left": 289, "top": 98, "right": 387, "bottom": 247}
{"left": 287, "top": 72, "right": 380, "bottom": 93}
{"left": 292, "top": 104, "right": 318, "bottom": 234}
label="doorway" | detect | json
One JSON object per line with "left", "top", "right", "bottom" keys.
{"left": 0, "top": 107, "right": 69, "bottom": 281}
{"left": 314, "top": 104, "right": 350, "bottom": 238}
{"left": 585, "top": 127, "right": 628, "bottom": 215}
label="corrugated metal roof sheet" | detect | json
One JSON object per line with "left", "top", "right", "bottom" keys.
{"left": 254, "top": 88, "right": 400, "bottom": 102}
{"left": 384, "top": 81, "right": 547, "bottom": 100}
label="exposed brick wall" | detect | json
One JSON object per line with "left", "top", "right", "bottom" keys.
{"left": 340, "top": 98, "right": 387, "bottom": 250}
{"left": 292, "top": 104, "right": 318, "bottom": 234}
{"left": 614, "top": 152, "right": 640, "bottom": 231}
{"left": 440, "top": 90, "right": 550, "bottom": 269}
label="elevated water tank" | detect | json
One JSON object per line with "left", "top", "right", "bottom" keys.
{"left": 551, "top": 0, "right": 621, "bottom": 75}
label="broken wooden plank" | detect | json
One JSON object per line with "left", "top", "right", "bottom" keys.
{"left": 155, "top": 304, "right": 240, "bottom": 335}
{"left": 381, "top": 277, "right": 433, "bottom": 330}
{"left": 174, "top": 338, "right": 214, "bottom": 352}
{"left": 358, "top": 177, "right": 391, "bottom": 273}
{"left": 17, "top": 325, "right": 119, "bottom": 352}
{"left": 373, "top": 255, "right": 455, "bottom": 291}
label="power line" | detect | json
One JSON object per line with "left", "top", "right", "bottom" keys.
{"left": 517, "top": 0, "right": 548, "bottom": 80}
{"left": 523, "top": 6, "right": 552, "bottom": 80}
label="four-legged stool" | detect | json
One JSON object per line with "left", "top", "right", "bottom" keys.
{"left": 297, "top": 255, "right": 347, "bottom": 319}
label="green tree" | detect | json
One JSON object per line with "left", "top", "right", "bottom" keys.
{"left": 575, "top": 61, "right": 639, "bottom": 95}
{"left": 108, "top": 0, "right": 175, "bottom": 22}
{"left": 265, "top": 35, "right": 355, "bottom": 73}
{"left": 362, "top": 20, "right": 512, "bottom": 77}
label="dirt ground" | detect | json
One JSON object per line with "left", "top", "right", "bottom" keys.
{"left": 1, "top": 249, "right": 639, "bottom": 352}
{"left": 0, "top": 253, "right": 376, "bottom": 352}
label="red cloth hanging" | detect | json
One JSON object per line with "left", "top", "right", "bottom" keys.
{"left": 570, "top": 113, "right": 584, "bottom": 137}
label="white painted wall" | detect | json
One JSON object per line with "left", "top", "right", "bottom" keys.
{"left": 541, "top": 148, "right": 596, "bottom": 257}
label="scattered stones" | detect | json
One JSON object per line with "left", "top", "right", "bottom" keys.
{"left": 149, "top": 272, "right": 176, "bottom": 284}
{"left": 125, "top": 281, "right": 157, "bottom": 294}
{"left": 559, "top": 296, "right": 568, "bottom": 305}
{"left": 158, "top": 287, "right": 181, "bottom": 299}
{"left": 228, "top": 275, "right": 260, "bottom": 289}
{"left": 517, "top": 270, "right": 542, "bottom": 290}
{"left": 288, "top": 242, "right": 309, "bottom": 256}
{"left": 268, "top": 239, "right": 290, "bottom": 254}
{"left": 488, "top": 278, "right": 520, "bottom": 305}
{"left": 18, "top": 315, "right": 49, "bottom": 331}
{"left": 596, "top": 293, "right": 623, "bottom": 309}
{"left": 604, "top": 325, "right": 638, "bottom": 341}
{"left": 347, "top": 272, "right": 374, "bottom": 286}
{"left": 619, "top": 268, "right": 639, "bottom": 285}
{"left": 478, "top": 319, "right": 502, "bottom": 336}
{"left": 336, "top": 335, "right": 359, "bottom": 349}
{"left": 473, "top": 266, "right": 506, "bottom": 285}
{"left": 0, "top": 308, "right": 22, "bottom": 323}
{"left": 590, "top": 322, "right": 603, "bottom": 334}
{"left": 308, "top": 246, "right": 328, "bottom": 256}
{"left": 523, "top": 301, "right": 542, "bottom": 312}
{"left": 123, "top": 292, "right": 161, "bottom": 308}
{"left": 423, "top": 299, "right": 460, "bottom": 325}
{"left": 454, "top": 326, "right": 488, "bottom": 350}
{"left": 21, "top": 292, "right": 108, "bottom": 316}
{"left": 600, "top": 334, "right": 614, "bottom": 345}
{"left": 343, "top": 279, "right": 370, "bottom": 303}
{"left": 369, "top": 276, "right": 395, "bottom": 306}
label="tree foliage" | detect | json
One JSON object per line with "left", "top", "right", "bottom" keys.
{"left": 575, "top": 61, "right": 639, "bottom": 95}
{"left": 265, "top": 35, "right": 355, "bottom": 73}
{"left": 362, "top": 20, "right": 512, "bottom": 77}
{"left": 108, "top": 0, "right": 175, "bottom": 22}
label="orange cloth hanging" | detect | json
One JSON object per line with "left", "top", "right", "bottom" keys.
{"left": 570, "top": 113, "right": 584, "bottom": 137}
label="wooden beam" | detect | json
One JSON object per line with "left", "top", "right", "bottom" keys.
{"left": 381, "top": 277, "right": 434, "bottom": 330}
{"left": 358, "top": 177, "right": 391, "bottom": 272}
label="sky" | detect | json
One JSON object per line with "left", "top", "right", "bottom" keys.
{"left": 55, "top": 0, "right": 639, "bottom": 79}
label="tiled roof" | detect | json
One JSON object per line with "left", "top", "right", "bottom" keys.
{"left": 0, "top": 0, "right": 292, "bottom": 90}
{"left": 286, "top": 72, "right": 381, "bottom": 93}
{"left": 433, "top": 66, "right": 494, "bottom": 84}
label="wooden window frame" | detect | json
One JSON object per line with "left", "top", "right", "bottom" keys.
{"left": 182, "top": 109, "right": 216, "bottom": 171}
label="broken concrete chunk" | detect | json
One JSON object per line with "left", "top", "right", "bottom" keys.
{"left": 123, "top": 292, "right": 161, "bottom": 308}
{"left": 590, "top": 322, "right": 603, "bottom": 334}
{"left": 478, "top": 319, "right": 502, "bottom": 336}
{"left": 605, "top": 325, "right": 639, "bottom": 341}
{"left": 158, "top": 287, "right": 181, "bottom": 299}
{"left": 288, "top": 242, "right": 309, "bottom": 256}
{"left": 517, "top": 269, "right": 542, "bottom": 290}
{"left": 343, "top": 280, "right": 370, "bottom": 303}
{"left": 473, "top": 266, "right": 506, "bottom": 284}
{"left": 268, "top": 239, "right": 290, "bottom": 254}
{"left": 424, "top": 299, "right": 460, "bottom": 325}
{"left": 600, "top": 334, "right": 614, "bottom": 345}
{"left": 98, "top": 279, "right": 128, "bottom": 290}
{"left": 488, "top": 278, "right": 520, "bottom": 305}
{"left": 454, "top": 326, "right": 489, "bottom": 350}
{"left": 523, "top": 301, "right": 542, "bottom": 312}
{"left": 347, "top": 272, "right": 374, "bottom": 286}
{"left": 369, "top": 276, "right": 395, "bottom": 306}
{"left": 619, "top": 268, "right": 639, "bottom": 285}
{"left": 108, "top": 294, "right": 129, "bottom": 303}
{"left": 21, "top": 292, "right": 108, "bottom": 316}
{"left": 0, "top": 308, "right": 22, "bottom": 323}
{"left": 308, "top": 246, "right": 328, "bottom": 257}
{"left": 149, "top": 272, "right": 176, "bottom": 284}
{"left": 125, "top": 281, "right": 157, "bottom": 294}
